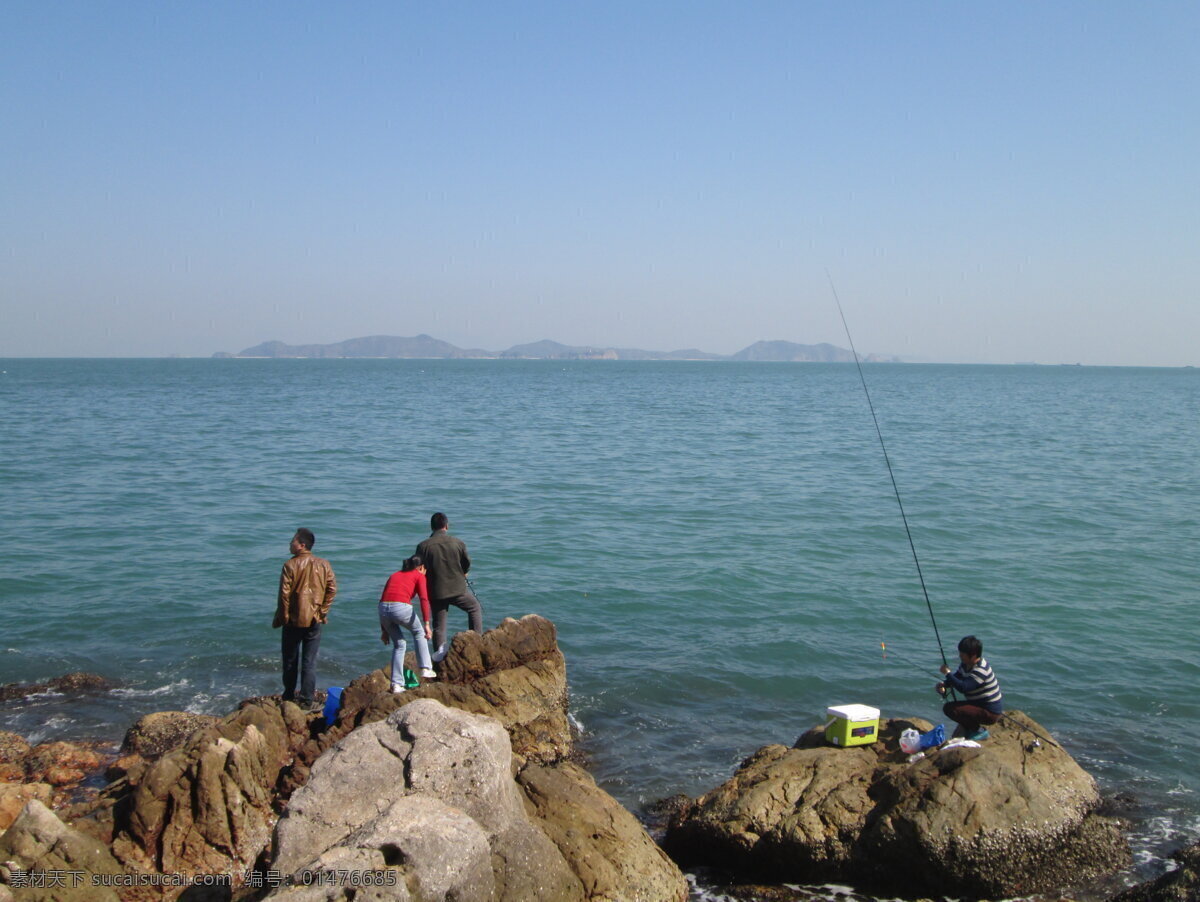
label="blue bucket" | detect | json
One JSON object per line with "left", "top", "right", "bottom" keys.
{"left": 323, "top": 687, "right": 344, "bottom": 727}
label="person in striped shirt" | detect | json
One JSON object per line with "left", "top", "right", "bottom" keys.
{"left": 937, "top": 635, "right": 1003, "bottom": 741}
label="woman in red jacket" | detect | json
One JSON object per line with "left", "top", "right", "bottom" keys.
{"left": 378, "top": 555, "right": 437, "bottom": 692}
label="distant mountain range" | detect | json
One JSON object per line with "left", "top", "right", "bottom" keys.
{"left": 213, "top": 335, "right": 900, "bottom": 363}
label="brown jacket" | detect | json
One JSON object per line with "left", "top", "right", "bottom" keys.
{"left": 273, "top": 550, "right": 337, "bottom": 628}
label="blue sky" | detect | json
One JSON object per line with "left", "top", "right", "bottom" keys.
{"left": 2, "top": 2, "right": 1197, "bottom": 364}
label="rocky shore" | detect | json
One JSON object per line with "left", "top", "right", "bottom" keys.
{"left": 0, "top": 617, "right": 1189, "bottom": 901}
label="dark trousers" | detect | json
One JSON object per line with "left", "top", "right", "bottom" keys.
{"left": 281, "top": 623, "right": 322, "bottom": 704}
{"left": 431, "top": 591, "right": 483, "bottom": 652}
{"left": 943, "top": 701, "right": 1002, "bottom": 735}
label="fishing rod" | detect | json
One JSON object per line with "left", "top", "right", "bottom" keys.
{"left": 827, "top": 271, "right": 951, "bottom": 670}
{"left": 831, "top": 283, "right": 1059, "bottom": 751}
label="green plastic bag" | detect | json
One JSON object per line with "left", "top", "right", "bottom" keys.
{"left": 403, "top": 667, "right": 420, "bottom": 689}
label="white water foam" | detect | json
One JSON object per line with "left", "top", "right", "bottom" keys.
{"left": 24, "top": 714, "right": 75, "bottom": 745}
{"left": 686, "top": 872, "right": 1045, "bottom": 901}
{"left": 110, "top": 678, "right": 189, "bottom": 698}
{"left": 1127, "top": 812, "right": 1200, "bottom": 870}
{"left": 183, "top": 691, "right": 242, "bottom": 715}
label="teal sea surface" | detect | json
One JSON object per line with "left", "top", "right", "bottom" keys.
{"left": 2, "top": 358, "right": 1197, "bottom": 898}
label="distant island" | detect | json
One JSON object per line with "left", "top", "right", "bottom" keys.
{"left": 213, "top": 335, "right": 900, "bottom": 363}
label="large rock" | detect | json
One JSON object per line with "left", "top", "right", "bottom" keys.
{"left": 120, "top": 711, "right": 220, "bottom": 760}
{"left": 267, "top": 699, "right": 583, "bottom": 901}
{"left": 1109, "top": 840, "right": 1200, "bottom": 901}
{"left": 0, "top": 799, "right": 125, "bottom": 901}
{"left": 282, "top": 615, "right": 572, "bottom": 795}
{"left": 664, "top": 713, "right": 1129, "bottom": 899}
{"left": 108, "top": 697, "right": 313, "bottom": 878}
{"left": 266, "top": 699, "right": 687, "bottom": 902}
{"left": 346, "top": 614, "right": 571, "bottom": 761}
{"left": 518, "top": 760, "right": 688, "bottom": 902}
{"left": 106, "top": 711, "right": 222, "bottom": 783}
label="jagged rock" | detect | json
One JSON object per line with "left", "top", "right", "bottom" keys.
{"left": 664, "top": 713, "right": 1129, "bottom": 899}
{"left": 121, "top": 712, "right": 220, "bottom": 760}
{"left": 266, "top": 699, "right": 584, "bottom": 901}
{"left": 1110, "top": 840, "right": 1200, "bottom": 901}
{"left": 0, "top": 784, "right": 53, "bottom": 832}
{"left": 109, "top": 697, "right": 313, "bottom": 878}
{"left": 0, "top": 799, "right": 125, "bottom": 901}
{"left": 518, "top": 760, "right": 688, "bottom": 902}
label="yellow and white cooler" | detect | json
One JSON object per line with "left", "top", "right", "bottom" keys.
{"left": 824, "top": 704, "right": 880, "bottom": 747}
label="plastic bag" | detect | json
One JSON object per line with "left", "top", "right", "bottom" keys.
{"left": 899, "top": 728, "right": 921, "bottom": 754}
{"left": 918, "top": 724, "right": 946, "bottom": 749}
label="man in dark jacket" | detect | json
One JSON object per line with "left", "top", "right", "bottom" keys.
{"left": 273, "top": 528, "right": 337, "bottom": 709}
{"left": 415, "top": 512, "right": 483, "bottom": 661}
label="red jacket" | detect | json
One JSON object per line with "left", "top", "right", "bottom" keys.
{"left": 379, "top": 570, "right": 431, "bottom": 622}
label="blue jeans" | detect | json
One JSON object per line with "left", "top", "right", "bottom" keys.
{"left": 379, "top": 602, "right": 432, "bottom": 687}
{"left": 281, "top": 623, "right": 322, "bottom": 704}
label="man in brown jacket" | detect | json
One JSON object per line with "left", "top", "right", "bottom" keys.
{"left": 273, "top": 528, "right": 337, "bottom": 709}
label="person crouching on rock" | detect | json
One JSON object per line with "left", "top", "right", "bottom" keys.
{"left": 379, "top": 555, "right": 438, "bottom": 693}
{"left": 937, "top": 635, "right": 1003, "bottom": 741}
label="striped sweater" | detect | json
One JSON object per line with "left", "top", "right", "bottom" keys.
{"left": 943, "top": 658, "right": 1003, "bottom": 712}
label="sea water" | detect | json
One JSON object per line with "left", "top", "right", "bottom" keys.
{"left": 2, "top": 358, "right": 1197, "bottom": 898}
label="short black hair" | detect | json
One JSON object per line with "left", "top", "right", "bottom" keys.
{"left": 294, "top": 528, "right": 315, "bottom": 550}
{"left": 958, "top": 635, "right": 983, "bottom": 657}
{"left": 402, "top": 554, "right": 423, "bottom": 572}
{"left": 430, "top": 512, "right": 449, "bottom": 531}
